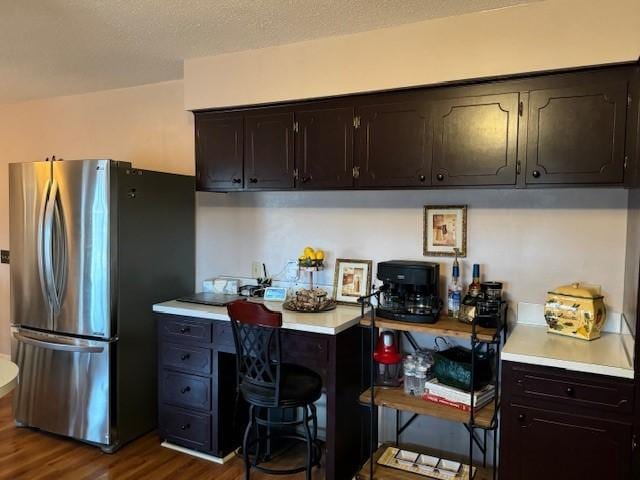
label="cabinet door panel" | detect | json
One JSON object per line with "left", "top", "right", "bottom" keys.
{"left": 245, "top": 111, "right": 294, "bottom": 190}
{"left": 195, "top": 114, "right": 243, "bottom": 191}
{"left": 356, "top": 100, "right": 432, "bottom": 187}
{"left": 500, "top": 403, "right": 632, "bottom": 480}
{"left": 526, "top": 79, "right": 628, "bottom": 184}
{"left": 295, "top": 106, "right": 354, "bottom": 189}
{"left": 432, "top": 93, "right": 519, "bottom": 186}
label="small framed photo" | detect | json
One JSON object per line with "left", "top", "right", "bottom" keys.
{"left": 333, "top": 259, "right": 373, "bottom": 305}
{"left": 423, "top": 205, "right": 467, "bottom": 257}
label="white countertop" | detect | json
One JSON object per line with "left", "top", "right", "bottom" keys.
{"left": 153, "top": 299, "right": 364, "bottom": 335}
{"left": 0, "top": 358, "right": 19, "bottom": 398}
{"left": 502, "top": 324, "right": 635, "bottom": 379}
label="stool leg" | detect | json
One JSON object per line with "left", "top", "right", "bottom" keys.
{"left": 242, "top": 405, "right": 254, "bottom": 480}
{"left": 310, "top": 403, "right": 318, "bottom": 441}
{"left": 302, "top": 405, "right": 313, "bottom": 480}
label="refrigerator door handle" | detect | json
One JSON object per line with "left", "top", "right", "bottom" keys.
{"left": 37, "top": 179, "right": 53, "bottom": 309}
{"left": 52, "top": 188, "right": 68, "bottom": 306}
{"left": 13, "top": 331, "right": 104, "bottom": 354}
{"left": 42, "top": 179, "right": 61, "bottom": 313}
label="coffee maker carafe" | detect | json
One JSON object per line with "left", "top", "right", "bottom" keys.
{"left": 377, "top": 260, "right": 441, "bottom": 324}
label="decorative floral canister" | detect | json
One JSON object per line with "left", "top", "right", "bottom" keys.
{"left": 544, "top": 283, "right": 606, "bottom": 341}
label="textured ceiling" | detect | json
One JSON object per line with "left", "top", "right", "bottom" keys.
{"left": 0, "top": 0, "right": 536, "bottom": 104}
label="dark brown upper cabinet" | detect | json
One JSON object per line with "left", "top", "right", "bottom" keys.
{"left": 525, "top": 74, "right": 629, "bottom": 185}
{"left": 295, "top": 105, "right": 354, "bottom": 189}
{"left": 431, "top": 93, "right": 520, "bottom": 186}
{"left": 195, "top": 114, "right": 243, "bottom": 191}
{"left": 244, "top": 110, "right": 295, "bottom": 190}
{"left": 355, "top": 99, "right": 432, "bottom": 188}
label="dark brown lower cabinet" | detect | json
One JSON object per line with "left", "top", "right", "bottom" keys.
{"left": 156, "top": 313, "right": 364, "bottom": 480}
{"left": 500, "top": 361, "right": 635, "bottom": 480}
{"left": 501, "top": 403, "right": 632, "bottom": 479}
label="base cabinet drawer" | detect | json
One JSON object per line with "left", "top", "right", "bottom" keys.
{"left": 507, "top": 362, "right": 634, "bottom": 415}
{"left": 160, "top": 316, "right": 212, "bottom": 344}
{"left": 500, "top": 403, "right": 632, "bottom": 480}
{"left": 160, "top": 371, "right": 211, "bottom": 411}
{"left": 161, "top": 342, "right": 212, "bottom": 375}
{"left": 160, "top": 405, "right": 211, "bottom": 451}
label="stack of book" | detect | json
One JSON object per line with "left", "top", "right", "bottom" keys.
{"left": 422, "top": 379, "right": 495, "bottom": 412}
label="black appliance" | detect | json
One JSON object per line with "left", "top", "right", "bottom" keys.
{"left": 377, "top": 260, "right": 441, "bottom": 324}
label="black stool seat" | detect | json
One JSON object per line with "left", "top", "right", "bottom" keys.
{"left": 241, "top": 363, "right": 322, "bottom": 408}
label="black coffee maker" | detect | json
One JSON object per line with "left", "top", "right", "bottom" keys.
{"left": 377, "top": 260, "right": 442, "bottom": 324}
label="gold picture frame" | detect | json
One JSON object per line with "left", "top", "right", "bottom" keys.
{"left": 423, "top": 205, "right": 467, "bottom": 257}
{"left": 333, "top": 259, "right": 373, "bottom": 305}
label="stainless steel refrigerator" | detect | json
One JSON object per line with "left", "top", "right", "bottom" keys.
{"left": 9, "top": 159, "right": 195, "bottom": 452}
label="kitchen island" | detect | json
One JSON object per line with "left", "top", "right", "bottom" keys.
{"left": 153, "top": 299, "right": 366, "bottom": 480}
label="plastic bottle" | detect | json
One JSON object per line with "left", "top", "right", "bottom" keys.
{"left": 415, "top": 364, "right": 428, "bottom": 396}
{"left": 403, "top": 355, "right": 415, "bottom": 395}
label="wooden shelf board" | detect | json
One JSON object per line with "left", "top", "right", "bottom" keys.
{"left": 357, "top": 443, "right": 493, "bottom": 480}
{"left": 359, "top": 387, "right": 495, "bottom": 428}
{"left": 360, "top": 315, "right": 498, "bottom": 342}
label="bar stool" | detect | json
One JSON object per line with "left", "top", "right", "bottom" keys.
{"left": 227, "top": 301, "right": 322, "bottom": 480}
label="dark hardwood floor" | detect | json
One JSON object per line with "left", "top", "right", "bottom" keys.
{"left": 0, "top": 394, "right": 324, "bottom": 479}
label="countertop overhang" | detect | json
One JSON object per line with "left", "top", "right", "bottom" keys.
{"left": 153, "top": 299, "right": 364, "bottom": 335}
{"left": 502, "top": 324, "right": 635, "bottom": 379}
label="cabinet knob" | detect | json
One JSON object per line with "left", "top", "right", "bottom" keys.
{"left": 179, "top": 327, "right": 190, "bottom": 334}
{"left": 180, "top": 423, "right": 190, "bottom": 431}
{"left": 436, "top": 174, "right": 444, "bottom": 182}
{"left": 180, "top": 386, "right": 191, "bottom": 394}
{"left": 565, "top": 386, "right": 575, "bottom": 396}
{"left": 232, "top": 177, "right": 242, "bottom": 184}
{"left": 532, "top": 170, "right": 541, "bottom": 178}
{"left": 180, "top": 353, "right": 191, "bottom": 361}
{"left": 249, "top": 177, "right": 258, "bottom": 184}
{"left": 517, "top": 413, "right": 526, "bottom": 422}
{"left": 419, "top": 175, "right": 426, "bottom": 182}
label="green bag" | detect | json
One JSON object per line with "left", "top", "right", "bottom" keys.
{"left": 433, "top": 345, "right": 493, "bottom": 392}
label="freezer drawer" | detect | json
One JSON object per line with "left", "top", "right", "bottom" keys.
{"left": 11, "top": 328, "right": 112, "bottom": 446}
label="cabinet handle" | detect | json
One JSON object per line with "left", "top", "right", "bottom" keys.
{"left": 249, "top": 178, "right": 258, "bottom": 184}
{"left": 419, "top": 175, "right": 426, "bottom": 182}
{"left": 232, "top": 177, "right": 241, "bottom": 184}
{"left": 436, "top": 174, "right": 444, "bottom": 182}
{"left": 180, "top": 386, "right": 191, "bottom": 394}
{"left": 180, "top": 353, "right": 191, "bottom": 361}
{"left": 565, "top": 386, "right": 575, "bottom": 396}
{"left": 517, "top": 413, "right": 526, "bottom": 422}
{"left": 532, "top": 170, "right": 541, "bottom": 178}
{"left": 302, "top": 176, "right": 312, "bottom": 183}
{"left": 180, "top": 423, "right": 191, "bottom": 431}
{"left": 179, "top": 327, "right": 190, "bottom": 334}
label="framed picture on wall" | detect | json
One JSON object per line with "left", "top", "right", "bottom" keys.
{"left": 333, "top": 259, "right": 373, "bottom": 305}
{"left": 423, "top": 205, "right": 467, "bottom": 257}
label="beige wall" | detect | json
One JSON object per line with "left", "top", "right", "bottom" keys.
{"left": 185, "top": 0, "right": 640, "bottom": 110}
{"left": 0, "top": 80, "right": 193, "bottom": 354}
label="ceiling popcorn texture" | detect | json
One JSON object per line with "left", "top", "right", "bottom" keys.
{"left": 0, "top": 0, "right": 536, "bottom": 104}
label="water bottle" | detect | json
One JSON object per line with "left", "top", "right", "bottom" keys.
{"left": 415, "top": 365, "right": 428, "bottom": 397}
{"left": 403, "top": 355, "right": 415, "bottom": 395}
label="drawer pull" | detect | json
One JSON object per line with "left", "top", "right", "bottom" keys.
{"left": 181, "top": 353, "right": 191, "bottom": 361}
{"left": 180, "top": 386, "right": 191, "bottom": 394}
{"left": 517, "top": 413, "right": 526, "bottom": 422}
{"left": 180, "top": 423, "right": 191, "bottom": 431}
{"left": 180, "top": 326, "right": 191, "bottom": 334}
{"left": 566, "top": 386, "right": 575, "bottom": 396}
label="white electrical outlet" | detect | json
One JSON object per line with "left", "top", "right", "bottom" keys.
{"left": 251, "top": 261, "right": 263, "bottom": 278}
